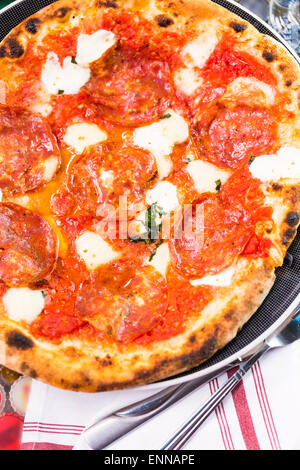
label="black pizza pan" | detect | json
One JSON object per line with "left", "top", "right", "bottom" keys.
{"left": 0, "top": 0, "right": 299, "bottom": 390}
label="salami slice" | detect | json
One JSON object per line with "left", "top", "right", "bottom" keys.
{"left": 169, "top": 193, "right": 252, "bottom": 279}
{"left": 76, "top": 264, "right": 168, "bottom": 343}
{"left": 68, "top": 144, "right": 157, "bottom": 214}
{"left": 192, "top": 105, "right": 276, "bottom": 169}
{"left": 86, "top": 48, "right": 172, "bottom": 126}
{"left": 0, "top": 203, "right": 58, "bottom": 287}
{"left": 0, "top": 106, "right": 60, "bottom": 196}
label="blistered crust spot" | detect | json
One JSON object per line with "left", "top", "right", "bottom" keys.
{"left": 272, "top": 183, "right": 283, "bottom": 191}
{"left": 155, "top": 14, "right": 174, "bottom": 27}
{"left": 20, "top": 362, "right": 37, "bottom": 378}
{"left": 262, "top": 49, "right": 277, "bottom": 63}
{"left": 229, "top": 21, "right": 247, "bottom": 33}
{"left": 285, "top": 211, "right": 300, "bottom": 227}
{"left": 282, "top": 228, "right": 296, "bottom": 246}
{"left": 25, "top": 18, "right": 42, "bottom": 34}
{"left": 0, "top": 38, "right": 24, "bottom": 59}
{"left": 54, "top": 7, "right": 70, "bottom": 18}
{"left": 6, "top": 331, "right": 34, "bottom": 350}
{"left": 97, "top": 0, "right": 119, "bottom": 8}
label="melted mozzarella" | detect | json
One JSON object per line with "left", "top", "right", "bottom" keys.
{"left": 64, "top": 123, "right": 107, "bottom": 154}
{"left": 174, "top": 67, "right": 203, "bottom": 96}
{"left": 76, "top": 30, "right": 116, "bottom": 66}
{"left": 3, "top": 288, "right": 45, "bottom": 323}
{"left": 190, "top": 266, "right": 235, "bottom": 287}
{"left": 41, "top": 53, "right": 91, "bottom": 95}
{"left": 0, "top": 189, "right": 2, "bottom": 202}
{"left": 99, "top": 170, "right": 114, "bottom": 188}
{"left": 32, "top": 102, "right": 53, "bottom": 117}
{"left": 146, "top": 181, "right": 179, "bottom": 213}
{"left": 75, "top": 231, "right": 120, "bottom": 270}
{"left": 42, "top": 156, "right": 60, "bottom": 182}
{"left": 133, "top": 110, "right": 189, "bottom": 178}
{"left": 187, "top": 160, "right": 231, "bottom": 194}
{"left": 183, "top": 32, "right": 218, "bottom": 69}
{"left": 148, "top": 243, "right": 171, "bottom": 277}
{"left": 223, "top": 77, "right": 275, "bottom": 107}
{"left": 250, "top": 147, "right": 300, "bottom": 182}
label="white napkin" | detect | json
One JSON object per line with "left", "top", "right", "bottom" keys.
{"left": 20, "top": 339, "right": 300, "bottom": 450}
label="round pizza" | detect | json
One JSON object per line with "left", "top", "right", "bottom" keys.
{"left": 0, "top": 0, "right": 299, "bottom": 392}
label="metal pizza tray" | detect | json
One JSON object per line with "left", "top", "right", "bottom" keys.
{"left": 0, "top": 0, "right": 299, "bottom": 390}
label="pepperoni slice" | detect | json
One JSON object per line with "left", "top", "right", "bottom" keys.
{"left": 0, "top": 106, "right": 60, "bottom": 196}
{"left": 169, "top": 193, "right": 252, "bottom": 279}
{"left": 75, "top": 264, "right": 168, "bottom": 343}
{"left": 0, "top": 203, "right": 58, "bottom": 286}
{"left": 68, "top": 144, "right": 157, "bottom": 214}
{"left": 192, "top": 105, "right": 276, "bottom": 169}
{"left": 85, "top": 48, "right": 172, "bottom": 126}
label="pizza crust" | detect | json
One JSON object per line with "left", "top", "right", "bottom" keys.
{"left": 0, "top": 0, "right": 299, "bottom": 391}
{"left": 0, "top": 257, "right": 275, "bottom": 391}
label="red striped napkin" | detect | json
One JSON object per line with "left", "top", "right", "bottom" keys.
{"left": 21, "top": 339, "right": 300, "bottom": 450}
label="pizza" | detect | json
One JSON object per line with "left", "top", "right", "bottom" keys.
{"left": 0, "top": 0, "right": 299, "bottom": 392}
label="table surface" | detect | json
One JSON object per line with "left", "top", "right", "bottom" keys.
{"left": 0, "top": 0, "right": 294, "bottom": 451}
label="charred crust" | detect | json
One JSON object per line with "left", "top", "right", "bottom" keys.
{"left": 101, "top": 357, "right": 113, "bottom": 367}
{"left": 97, "top": 0, "right": 118, "bottom": 8}
{"left": 71, "top": 383, "right": 80, "bottom": 390}
{"left": 282, "top": 228, "right": 296, "bottom": 246}
{"left": 0, "top": 46, "right": 6, "bottom": 58}
{"left": 0, "top": 38, "right": 24, "bottom": 59}
{"left": 155, "top": 14, "right": 174, "bottom": 27}
{"left": 285, "top": 79, "right": 293, "bottom": 87}
{"left": 25, "top": 18, "right": 41, "bottom": 34}
{"left": 229, "top": 21, "right": 247, "bottom": 33}
{"left": 189, "top": 334, "right": 196, "bottom": 343}
{"left": 272, "top": 183, "right": 283, "bottom": 191}
{"left": 262, "top": 49, "right": 277, "bottom": 63}
{"left": 6, "top": 331, "right": 34, "bottom": 350}
{"left": 285, "top": 211, "right": 300, "bottom": 227}
{"left": 54, "top": 7, "right": 70, "bottom": 18}
{"left": 20, "top": 362, "right": 37, "bottom": 378}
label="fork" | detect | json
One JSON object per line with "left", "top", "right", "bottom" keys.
{"left": 161, "top": 314, "right": 300, "bottom": 450}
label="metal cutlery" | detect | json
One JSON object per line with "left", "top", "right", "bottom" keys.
{"left": 161, "top": 316, "right": 300, "bottom": 450}
{"left": 80, "top": 302, "right": 300, "bottom": 450}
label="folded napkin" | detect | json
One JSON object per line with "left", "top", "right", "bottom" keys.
{"left": 20, "top": 339, "right": 300, "bottom": 450}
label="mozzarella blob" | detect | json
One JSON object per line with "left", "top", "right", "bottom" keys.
{"left": 75, "top": 231, "right": 120, "bottom": 270}
{"left": 133, "top": 110, "right": 189, "bottom": 178}
{"left": 223, "top": 77, "right": 275, "bottom": 107}
{"left": 186, "top": 160, "right": 231, "bottom": 194}
{"left": 76, "top": 29, "right": 116, "bottom": 66}
{"left": 41, "top": 53, "right": 91, "bottom": 95}
{"left": 190, "top": 266, "right": 235, "bottom": 287}
{"left": 174, "top": 67, "right": 203, "bottom": 96}
{"left": 148, "top": 243, "right": 171, "bottom": 277}
{"left": 3, "top": 288, "right": 45, "bottom": 324}
{"left": 249, "top": 147, "right": 300, "bottom": 182}
{"left": 146, "top": 181, "right": 179, "bottom": 214}
{"left": 183, "top": 32, "right": 219, "bottom": 69}
{"left": 64, "top": 123, "right": 107, "bottom": 154}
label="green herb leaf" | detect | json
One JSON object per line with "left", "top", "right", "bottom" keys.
{"left": 160, "top": 113, "right": 171, "bottom": 120}
{"left": 215, "top": 179, "right": 222, "bottom": 192}
{"left": 71, "top": 57, "right": 78, "bottom": 64}
{"left": 128, "top": 203, "right": 165, "bottom": 244}
{"left": 57, "top": 89, "right": 64, "bottom": 95}
{"left": 149, "top": 239, "right": 164, "bottom": 262}
{"left": 248, "top": 156, "right": 256, "bottom": 165}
